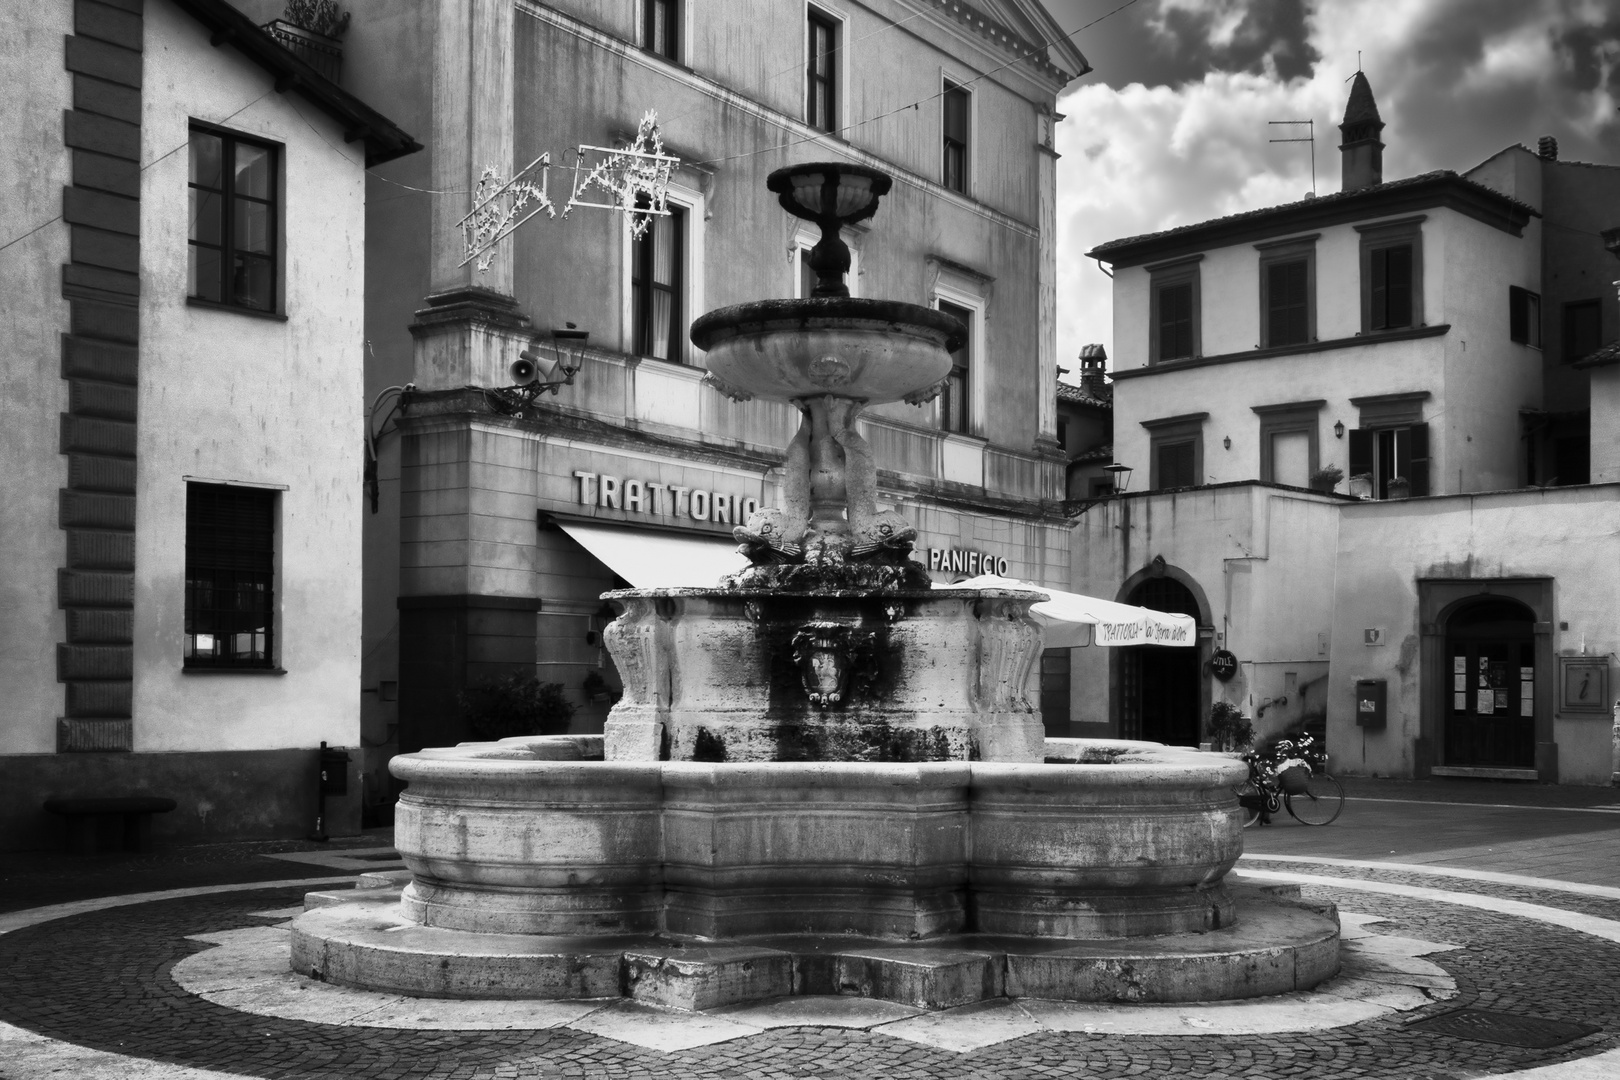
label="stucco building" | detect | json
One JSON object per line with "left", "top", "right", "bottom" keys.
{"left": 221, "top": 1, "right": 1088, "bottom": 799}
{"left": 0, "top": 0, "right": 417, "bottom": 848}
{"left": 1072, "top": 74, "right": 1620, "bottom": 785}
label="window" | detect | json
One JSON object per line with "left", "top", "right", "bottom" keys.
{"left": 188, "top": 127, "right": 278, "bottom": 312}
{"left": 631, "top": 200, "right": 685, "bottom": 362}
{"left": 937, "top": 300, "right": 972, "bottom": 433}
{"left": 1253, "top": 400, "right": 1323, "bottom": 486}
{"left": 1148, "top": 257, "right": 1201, "bottom": 363}
{"left": 1349, "top": 392, "right": 1430, "bottom": 498}
{"left": 1142, "top": 412, "right": 1207, "bottom": 490}
{"left": 807, "top": 11, "right": 837, "bottom": 133}
{"left": 184, "top": 483, "right": 276, "bottom": 669}
{"left": 1563, "top": 299, "right": 1601, "bottom": 363}
{"left": 942, "top": 81, "right": 969, "bottom": 194}
{"left": 1256, "top": 235, "right": 1316, "bottom": 348}
{"left": 1357, "top": 216, "right": 1424, "bottom": 333}
{"left": 1509, "top": 286, "right": 1541, "bottom": 347}
{"left": 642, "top": 0, "right": 678, "bottom": 60}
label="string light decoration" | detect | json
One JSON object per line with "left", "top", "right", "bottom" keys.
{"left": 457, "top": 154, "right": 557, "bottom": 272}
{"left": 565, "top": 110, "right": 679, "bottom": 239}
{"left": 458, "top": 112, "right": 680, "bottom": 274}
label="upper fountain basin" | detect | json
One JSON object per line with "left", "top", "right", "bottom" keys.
{"left": 690, "top": 297, "right": 964, "bottom": 404}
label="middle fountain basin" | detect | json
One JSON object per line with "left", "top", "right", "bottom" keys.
{"left": 601, "top": 587, "right": 1050, "bottom": 764}
{"left": 392, "top": 738, "right": 1246, "bottom": 941}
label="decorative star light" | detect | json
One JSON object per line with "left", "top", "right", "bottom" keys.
{"left": 565, "top": 111, "right": 680, "bottom": 240}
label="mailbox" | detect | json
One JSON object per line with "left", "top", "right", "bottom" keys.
{"left": 319, "top": 743, "right": 351, "bottom": 795}
{"left": 1355, "top": 679, "right": 1386, "bottom": 730}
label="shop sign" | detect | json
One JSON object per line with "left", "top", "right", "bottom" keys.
{"left": 573, "top": 471, "right": 760, "bottom": 525}
{"left": 1210, "top": 650, "right": 1238, "bottom": 682}
{"left": 925, "top": 548, "right": 1010, "bottom": 577}
{"left": 1095, "top": 618, "right": 1194, "bottom": 646}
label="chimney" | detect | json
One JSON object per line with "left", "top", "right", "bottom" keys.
{"left": 1079, "top": 344, "right": 1108, "bottom": 396}
{"left": 1339, "top": 71, "right": 1385, "bottom": 192}
{"left": 1538, "top": 135, "right": 1559, "bottom": 161}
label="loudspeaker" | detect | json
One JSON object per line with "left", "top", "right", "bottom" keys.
{"left": 510, "top": 346, "right": 558, "bottom": 386}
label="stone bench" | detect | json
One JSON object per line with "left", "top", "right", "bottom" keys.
{"left": 43, "top": 796, "right": 178, "bottom": 854}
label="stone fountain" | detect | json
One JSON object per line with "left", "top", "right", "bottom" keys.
{"left": 291, "top": 164, "right": 1339, "bottom": 1010}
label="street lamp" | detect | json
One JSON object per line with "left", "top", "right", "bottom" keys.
{"left": 1103, "top": 462, "right": 1134, "bottom": 492}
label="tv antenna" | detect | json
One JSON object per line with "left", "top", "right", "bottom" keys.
{"left": 1268, "top": 119, "right": 1315, "bottom": 197}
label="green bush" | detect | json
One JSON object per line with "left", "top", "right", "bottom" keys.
{"left": 460, "top": 672, "right": 576, "bottom": 741}
{"left": 1207, "top": 701, "right": 1254, "bottom": 752}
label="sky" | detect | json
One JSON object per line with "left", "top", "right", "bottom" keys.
{"left": 1041, "top": 0, "right": 1620, "bottom": 375}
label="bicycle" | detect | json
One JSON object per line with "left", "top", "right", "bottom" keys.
{"left": 1234, "top": 736, "right": 1345, "bottom": 827}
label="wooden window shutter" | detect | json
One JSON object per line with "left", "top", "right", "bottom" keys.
{"left": 1348, "top": 428, "right": 1374, "bottom": 480}
{"left": 1404, "top": 422, "right": 1430, "bottom": 495}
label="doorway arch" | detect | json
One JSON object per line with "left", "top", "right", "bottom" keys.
{"left": 1114, "top": 567, "right": 1210, "bottom": 746}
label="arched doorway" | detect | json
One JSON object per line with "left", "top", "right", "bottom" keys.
{"left": 1121, "top": 576, "right": 1202, "bottom": 746}
{"left": 1443, "top": 597, "right": 1536, "bottom": 768}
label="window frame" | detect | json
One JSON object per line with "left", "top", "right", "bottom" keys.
{"left": 630, "top": 200, "right": 686, "bottom": 363}
{"left": 1349, "top": 391, "right": 1431, "bottom": 498}
{"left": 640, "top": 0, "right": 680, "bottom": 62}
{"left": 1141, "top": 412, "right": 1208, "bottom": 490}
{"left": 929, "top": 264, "right": 989, "bottom": 437}
{"left": 183, "top": 480, "right": 281, "bottom": 671}
{"left": 187, "top": 123, "right": 282, "bottom": 314}
{"left": 1509, "top": 285, "right": 1541, "bottom": 348}
{"left": 1357, "top": 215, "right": 1425, "bottom": 334}
{"left": 1251, "top": 399, "right": 1324, "bottom": 486}
{"left": 1562, "top": 298, "right": 1601, "bottom": 363}
{"left": 806, "top": 7, "right": 840, "bottom": 134}
{"left": 1147, "top": 256, "right": 1202, "bottom": 364}
{"left": 621, "top": 180, "right": 705, "bottom": 364}
{"left": 941, "top": 78, "right": 971, "bottom": 195}
{"left": 1255, "top": 234, "right": 1317, "bottom": 349}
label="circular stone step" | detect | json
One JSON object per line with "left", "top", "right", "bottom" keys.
{"left": 289, "top": 883, "right": 1339, "bottom": 1009}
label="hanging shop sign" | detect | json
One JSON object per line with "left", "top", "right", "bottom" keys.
{"left": 573, "top": 471, "right": 760, "bottom": 525}
{"left": 925, "top": 548, "right": 1011, "bottom": 577}
{"left": 1210, "top": 650, "right": 1238, "bottom": 682}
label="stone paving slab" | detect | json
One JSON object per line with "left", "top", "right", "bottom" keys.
{"left": 3, "top": 863, "right": 1620, "bottom": 1078}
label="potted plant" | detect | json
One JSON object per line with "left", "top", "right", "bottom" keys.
{"left": 1207, "top": 701, "right": 1255, "bottom": 753}
{"left": 1308, "top": 464, "right": 1343, "bottom": 493}
{"left": 1387, "top": 476, "right": 1411, "bottom": 499}
{"left": 1348, "top": 472, "right": 1373, "bottom": 499}
{"left": 459, "top": 671, "right": 577, "bottom": 740}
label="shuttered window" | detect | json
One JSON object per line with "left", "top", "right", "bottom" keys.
{"left": 1156, "top": 440, "right": 1196, "bottom": 488}
{"left": 642, "top": 0, "right": 678, "bottom": 60}
{"left": 937, "top": 300, "right": 972, "bottom": 433}
{"left": 1157, "top": 283, "right": 1194, "bottom": 361}
{"left": 1369, "top": 244, "right": 1414, "bottom": 330}
{"left": 184, "top": 483, "right": 276, "bottom": 668}
{"left": 632, "top": 200, "right": 685, "bottom": 362}
{"left": 1265, "top": 259, "right": 1310, "bottom": 346}
{"left": 1509, "top": 286, "right": 1541, "bottom": 347}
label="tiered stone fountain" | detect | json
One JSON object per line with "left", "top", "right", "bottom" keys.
{"left": 291, "top": 164, "right": 1339, "bottom": 1010}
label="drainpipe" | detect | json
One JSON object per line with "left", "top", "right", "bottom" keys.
{"left": 1611, "top": 698, "right": 1620, "bottom": 787}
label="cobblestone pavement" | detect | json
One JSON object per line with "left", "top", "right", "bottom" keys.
{"left": 2, "top": 788, "right": 1617, "bottom": 1079}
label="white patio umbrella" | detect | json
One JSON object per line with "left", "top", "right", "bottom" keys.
{"left": 936, "top": 574, "right": 1197, "bottom": 649}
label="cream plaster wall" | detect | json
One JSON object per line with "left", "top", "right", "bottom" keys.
{"left": 1592, "top": 367, "right": 1620, "bottom": 484}
{"left": 130, "top": 0, "right": 366, "bottom": 752}
{"left": 1068, "top": 486, "right": 1340, "bottom": 741}
{"left": 1109, "top": 209, "right": 1540, "bottom": 497}
{"left": 0, "top": 5, "right": 73, "bottom": 756}
{"left": 1327, "top": 484, "right": 1620, "bottom": 784}
{"left": 1112, "top": 337, "right": 1448, "bottom": 490}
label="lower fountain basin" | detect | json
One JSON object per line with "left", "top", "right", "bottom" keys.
{"left": 391, "top": 737, "right": 1247, "bottom": 941}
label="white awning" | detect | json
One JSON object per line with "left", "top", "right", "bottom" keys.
{"left": 557, "top": 521, "right": 748, "bottom": 590}
{"left": 937, "top": 574, "right": 1197, "bottom": 648}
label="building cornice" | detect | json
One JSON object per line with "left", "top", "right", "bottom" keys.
{"left": 1089, "top": 175, "right": 1535, "bottom": 269}
{"left": 1111, "top": 324, "right": 1450, "bottom": 381}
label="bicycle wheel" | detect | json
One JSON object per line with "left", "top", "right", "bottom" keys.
{"left": 1285, "top": 773, "right": 1345, "bottom": 825}
{"left": 1233, "top": 781, "right": 1264, "bottom": 828}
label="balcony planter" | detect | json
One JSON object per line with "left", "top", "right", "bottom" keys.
{"left": 1348, "top": 473, "right": 1373, "bottom": 499}
{"left": 1307, "top": 465, "right": 1343, "bottom": 494}
{"left": 1387, "top": 476, "right": 1411, "bottom": 499}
